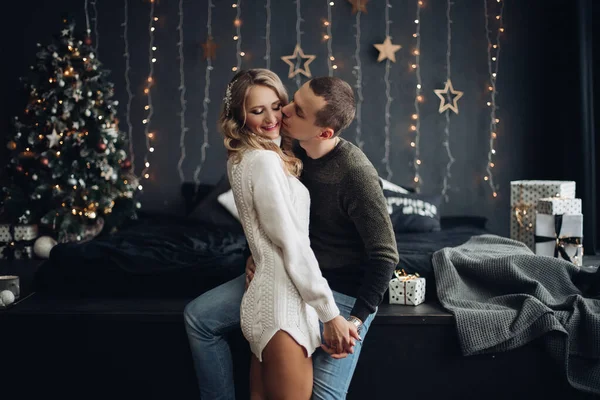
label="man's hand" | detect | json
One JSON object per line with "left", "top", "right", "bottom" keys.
{"left": 245, "top": 255, "right": 256, "bottom": 290}
{"left": 321, "top": 316, "right": 361, "bottom": 359}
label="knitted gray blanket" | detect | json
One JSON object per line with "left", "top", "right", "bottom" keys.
{"left": 432, "top": 234, "right": 600, "bottom": 395}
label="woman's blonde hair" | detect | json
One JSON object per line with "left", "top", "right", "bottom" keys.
{"left": 219, "top": 69, "right": 302, "bottom": 177}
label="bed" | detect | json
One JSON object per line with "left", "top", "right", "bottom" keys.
{"left": 33, "top": 180, "right": 488, "bottom": 300}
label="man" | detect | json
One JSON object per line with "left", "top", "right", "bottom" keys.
{"left": 184, "top": 76, "right": 399, "bottom": 399}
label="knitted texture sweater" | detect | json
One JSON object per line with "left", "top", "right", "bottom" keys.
{"left": 296, "top": 138, "right": 399, "bottom": 321}
{"left": 229, "top": 149, "right": 340, "bottom": 361}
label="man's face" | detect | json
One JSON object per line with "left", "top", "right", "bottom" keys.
{"left": 281, "top": 82, "right": 327, "bottom": 142}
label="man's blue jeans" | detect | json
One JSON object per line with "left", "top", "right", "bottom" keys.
{"left": 184, "top": 273, "right": 377, "bottom": 399}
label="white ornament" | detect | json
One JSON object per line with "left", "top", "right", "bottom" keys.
{"left": 33, "top": 236, "right": 58, "bottom": 259}
{"left": 59, "top": 80, "right": 65, "bottom": 87}
{"left": 87, "top": 91, "right": 93, "bottom": 97}
{"left": 0, "top": 290, "right": 15, "bottom": 307}
{"left": 85, "top": 109, "right": 91, "bottom": 117}
{"left": 53, "top": 52, "right": 58, "bottom": 58}
{"left": 46, "top": 128, "right": 60, "bottom": 148}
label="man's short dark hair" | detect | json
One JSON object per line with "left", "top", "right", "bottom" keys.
{"left": 309, "top": 77, "right": 356, "bottom": 136}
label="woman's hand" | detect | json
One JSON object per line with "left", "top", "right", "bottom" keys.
{"left": 321, "top": 316, "right": 361, "bottom": 359}
{"left": 245, "top": 255, "right": 256, "bottom": 290}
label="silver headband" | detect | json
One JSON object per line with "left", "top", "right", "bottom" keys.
{"left": 224, "top": 79, "right": 237, "bottom": 117}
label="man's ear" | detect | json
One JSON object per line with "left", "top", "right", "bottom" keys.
{"left": 317, "top": 128, "right": 335, "bottom": 140}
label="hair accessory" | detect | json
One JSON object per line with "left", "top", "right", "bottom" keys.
{"left": 224, "top": 79, "right": 237, "bottom": 117}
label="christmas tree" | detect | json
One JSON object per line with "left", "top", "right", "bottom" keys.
{"left": 1, "top": 18, "right": 140, "bottom": 242}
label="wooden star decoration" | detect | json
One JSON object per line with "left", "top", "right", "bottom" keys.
{"left": 281, "top": 45, "right": 316, "bottom": 79}
{"left": 348, "top": 0, "right": 368, "bottom": 14}
{"left": 374, "top": 36, "right": 402, "bottom": 62}
{"left": 201, "top": 37, "right": 217, "bottom": 60}
{"left": 434, "top": 79, "right": 464, "bottom": 114}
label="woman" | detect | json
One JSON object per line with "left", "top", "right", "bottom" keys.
{"left": 219, "top": 69, "right": 340, "bottom": 399}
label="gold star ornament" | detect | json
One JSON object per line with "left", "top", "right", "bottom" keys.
{"left": 434, "top": 79, "right": 464, "bottom": 114}
{"left": 201, "top": 37, "right": 217, "bottom": 60}
{"left": 281, "top": 45, "right": 316, "bottom": 79}
{"left": 374, "top": 37, "right": 402, "bottom": 62}
{"left": 348, "top": 0, "right": 368, "bottom": 14}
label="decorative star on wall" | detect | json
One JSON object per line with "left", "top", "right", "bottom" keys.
{"left": 348, "top": 0, "right": 368, "bottom": 14}
{"left": 434, "top": 79, "right": 464, "bottom": 114}
{"left": 201, "top": 37, "right": 217, "bottom": 60}
{"left": 281, "top": 45, "right": 316, "bottom": 79}
{"left": 374, "top": 37, "right": 402, "bottom": 62}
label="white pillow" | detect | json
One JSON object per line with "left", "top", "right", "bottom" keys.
{"left": 380, "top": 178, "right": 410, "bottom": 194}
{"left": 217, "top": 189, "right": 240, "bottom": 221}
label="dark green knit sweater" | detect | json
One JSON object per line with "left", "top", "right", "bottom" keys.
{"left": 296, "top": 138, "right": 399, "bottom": 321}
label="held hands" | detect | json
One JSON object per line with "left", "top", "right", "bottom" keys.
{"left": 246, "top": 256, "right": 361, "bottom": 359}
{"left": 321, "top": 316, "right": 362, "bottom": 359}
{"left": 245, "top": 255, "right": 256, "bottom": 290}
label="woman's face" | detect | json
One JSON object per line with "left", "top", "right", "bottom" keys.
{"left": 244, "top": 85, "right": 284, "bottom": 140}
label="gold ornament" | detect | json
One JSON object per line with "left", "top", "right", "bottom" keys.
{"left": 201, "top": 36, "right": 217, "bottom": 60}
{"left": 7, "top": 141, "right": 17, "bottom": 150}
{"left": 348, "top": 0, "right": 368, "bottom": 14}
{"left": 281, "top": 45, "right": 316, "bottom": 79}
{"left": 433, "top": 79, "right": 464, "bottom": 114}
{"left": 374, "top": 36, "right": 402, "bottom": 62}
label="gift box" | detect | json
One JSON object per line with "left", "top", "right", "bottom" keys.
{"left": 389, "top": 270, "right": 426, "bottom": 306}
{"left": 535, "top": 213, "right": 583, "bottom": 266}
{"left": 537, "top": 197, "right": 582, "bottom": 215}
{"left": 0, "top": 224, "right": 38, "bottom": 260}
{"left": 510, "top": 180, "right": 576, "bottom": 251}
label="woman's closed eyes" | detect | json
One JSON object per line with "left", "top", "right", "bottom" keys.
{"left": 251, "top": 103, "right": 282, "bottom": 115}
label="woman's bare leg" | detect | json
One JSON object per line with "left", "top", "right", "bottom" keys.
{"left": 261, "top": 331, "right": 313, "bottom": 400}
{"left": 250, "top": 355, "right": 265, "bottom": 400}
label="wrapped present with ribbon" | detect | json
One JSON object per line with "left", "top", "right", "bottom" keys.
{"left": 510, "top": 180, "right": 576, "bottom": 251}
{"left": 0, "top": 224, "right": 38, "bottom": 260}
{"left": 535, "top": 213, "right": 583, "bottom": 266}
{"left": 389, "top": 269, "right": 426, "bottom": 306}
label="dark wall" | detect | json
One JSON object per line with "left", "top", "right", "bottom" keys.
{"left": 0, "top": 0, "right": 595, "bottom": 242}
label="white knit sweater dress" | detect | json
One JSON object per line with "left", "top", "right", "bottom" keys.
{"left": 228, "top": 149, "right": 340, "bottom": 362}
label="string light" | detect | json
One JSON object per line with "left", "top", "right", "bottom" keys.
{"left": 381, "top": 1, "right": 394, "bottom": 180}
{"left": 484, "top": 0, "right": 504, "bottom": 198}
{"left": 441, "top": 0, "right": 455, "bottom": 202}
{"left": 325, "top": 1, "right": 335, "bottom": 76}
{"left": 122, "top": 0, "right": 135, "bottom": 172}
{"left": 232, "top": 1, "right": 242, "bottom": 72}
{"left": 84, "top": 0, "right": 91, "bottom": 41}
{"left": 265, "top": 0, "right": 271, "bottom": 69}
{"left": 176, "top": 0, "right": 189, "bottom": 183}
{"left": 294, "top": 0, "right": 304, "bottom": 89}
{"left": 140, "top": 0, "right": 158, "bottom": 190}
{"left": 353, "top": 1, "right": 364, "bottom": 150}
{"left": 194, "top": 0, "right": 215, "bottom": 187}
{"left": 411, "top": 0, "right": 424, "bottom": 190}
{"left": 91, "top": 0, "right": 99, "bottom": 55}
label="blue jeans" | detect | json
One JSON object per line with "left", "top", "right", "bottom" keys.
{"left": 184, "top": 273, "right": 377, "bottom": 400}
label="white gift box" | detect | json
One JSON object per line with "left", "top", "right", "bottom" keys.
{"left": 0, "top": 224, "right": 38, "bottom": 260}
{"left": 537, "top": 197, "right": 582, "bottom": 215}
{"left": 0, "top": 245, "right": 33, "bottom": 260}
{"left": 510, "top": 181, "right": 576, "bottom": 251}
{"left": 389, "top": 274, "right": 426, "bottom": 306}
{"left": 535, "top": 213, "right": 583, "bottom": 266}
{"left": 0, "top": 224, "right": 38, "bottom": 242}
